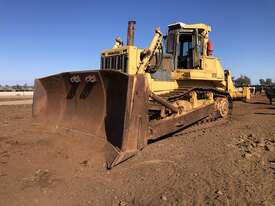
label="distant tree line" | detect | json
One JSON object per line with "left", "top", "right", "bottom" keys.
{"left": 233, "top": 75, "right": 251, "bottom": 87}
{"left": 233, "top": 75, "right": 274, "bottom": 88}
{"left": 0, "top": 83, "right": 34, "bottom": 91}
{"left": 259, "top": 78, "right": 273, "bottom": 87}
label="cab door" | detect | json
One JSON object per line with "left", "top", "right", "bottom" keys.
{"left": 192, "top": 29, "right": 201, "bottom": 68}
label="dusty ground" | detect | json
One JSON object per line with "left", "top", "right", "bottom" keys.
{"left": 0, "top": 95, "right": 274, "bottom": 206}
{"left": 0, "top": 99, "right": 32, "bottom": 106}
{"left": 0, "top": 96, "right": 33, "bottom": 105}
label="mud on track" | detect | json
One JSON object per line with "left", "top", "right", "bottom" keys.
{"left": 0, "top": 95, "right": 274, "bottom": 206}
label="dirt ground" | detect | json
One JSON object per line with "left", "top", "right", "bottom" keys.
{"left": 0, "top": 99, "right": 32, "bottom": 106}
{"left": 0, "top": 96, "right": 33, "bottom": 106}
{"left": 0, "top": 95, "right": 274, "bottom": 206}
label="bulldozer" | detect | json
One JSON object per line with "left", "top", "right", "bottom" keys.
{"left": 33, "top": 21, "right": 250, "bottom": 168}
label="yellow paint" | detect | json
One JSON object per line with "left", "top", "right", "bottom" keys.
{"left": 100, "top": 22, "right": 250, "bottom": 101}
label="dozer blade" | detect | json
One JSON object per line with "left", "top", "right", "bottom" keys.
{"left": 33, "top": 70, "right": 149, "bottom": 168}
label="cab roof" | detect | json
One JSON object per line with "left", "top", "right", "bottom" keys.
{"left": 168, "top": 22, "right": 211, "bottom": 32}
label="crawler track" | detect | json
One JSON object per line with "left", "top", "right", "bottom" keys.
{"left": 149, "top": 87, "right": 233, "bottom": 120}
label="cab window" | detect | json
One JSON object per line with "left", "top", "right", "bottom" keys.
{"left": 177, "top": 34, "right": 193, "bottom": 69}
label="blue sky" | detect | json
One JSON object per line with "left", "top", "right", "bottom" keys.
{"left": 0, "top": 0, "right": 274, "bottom": 85}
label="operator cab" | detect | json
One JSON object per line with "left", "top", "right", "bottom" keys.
{"left": 165, "top": 22, "right": 211, "bottom": 70}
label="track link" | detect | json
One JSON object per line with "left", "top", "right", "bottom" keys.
{"left": 149, "top": 87, "right": 233, "bottom": 135}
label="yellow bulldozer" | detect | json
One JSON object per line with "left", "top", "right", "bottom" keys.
{"left": 33, "top": 21, "right": 250, "bottom": 168}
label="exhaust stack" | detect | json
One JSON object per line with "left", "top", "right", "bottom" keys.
{"left": 127, "top": 20, "right": 136, "bottom": 46}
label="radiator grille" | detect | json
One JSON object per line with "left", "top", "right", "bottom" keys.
{"left": 101, "top": 54, "right": 128, "bottom": 73}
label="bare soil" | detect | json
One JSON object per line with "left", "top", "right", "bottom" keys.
{"left": 0, "top": 95, "right": 274, "bottom": 206}
{"left": 0, "top": 96, "right": 32, "bottom": 102}
{"left": 0, "top": 99, "right": 33, "bottom": 106}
